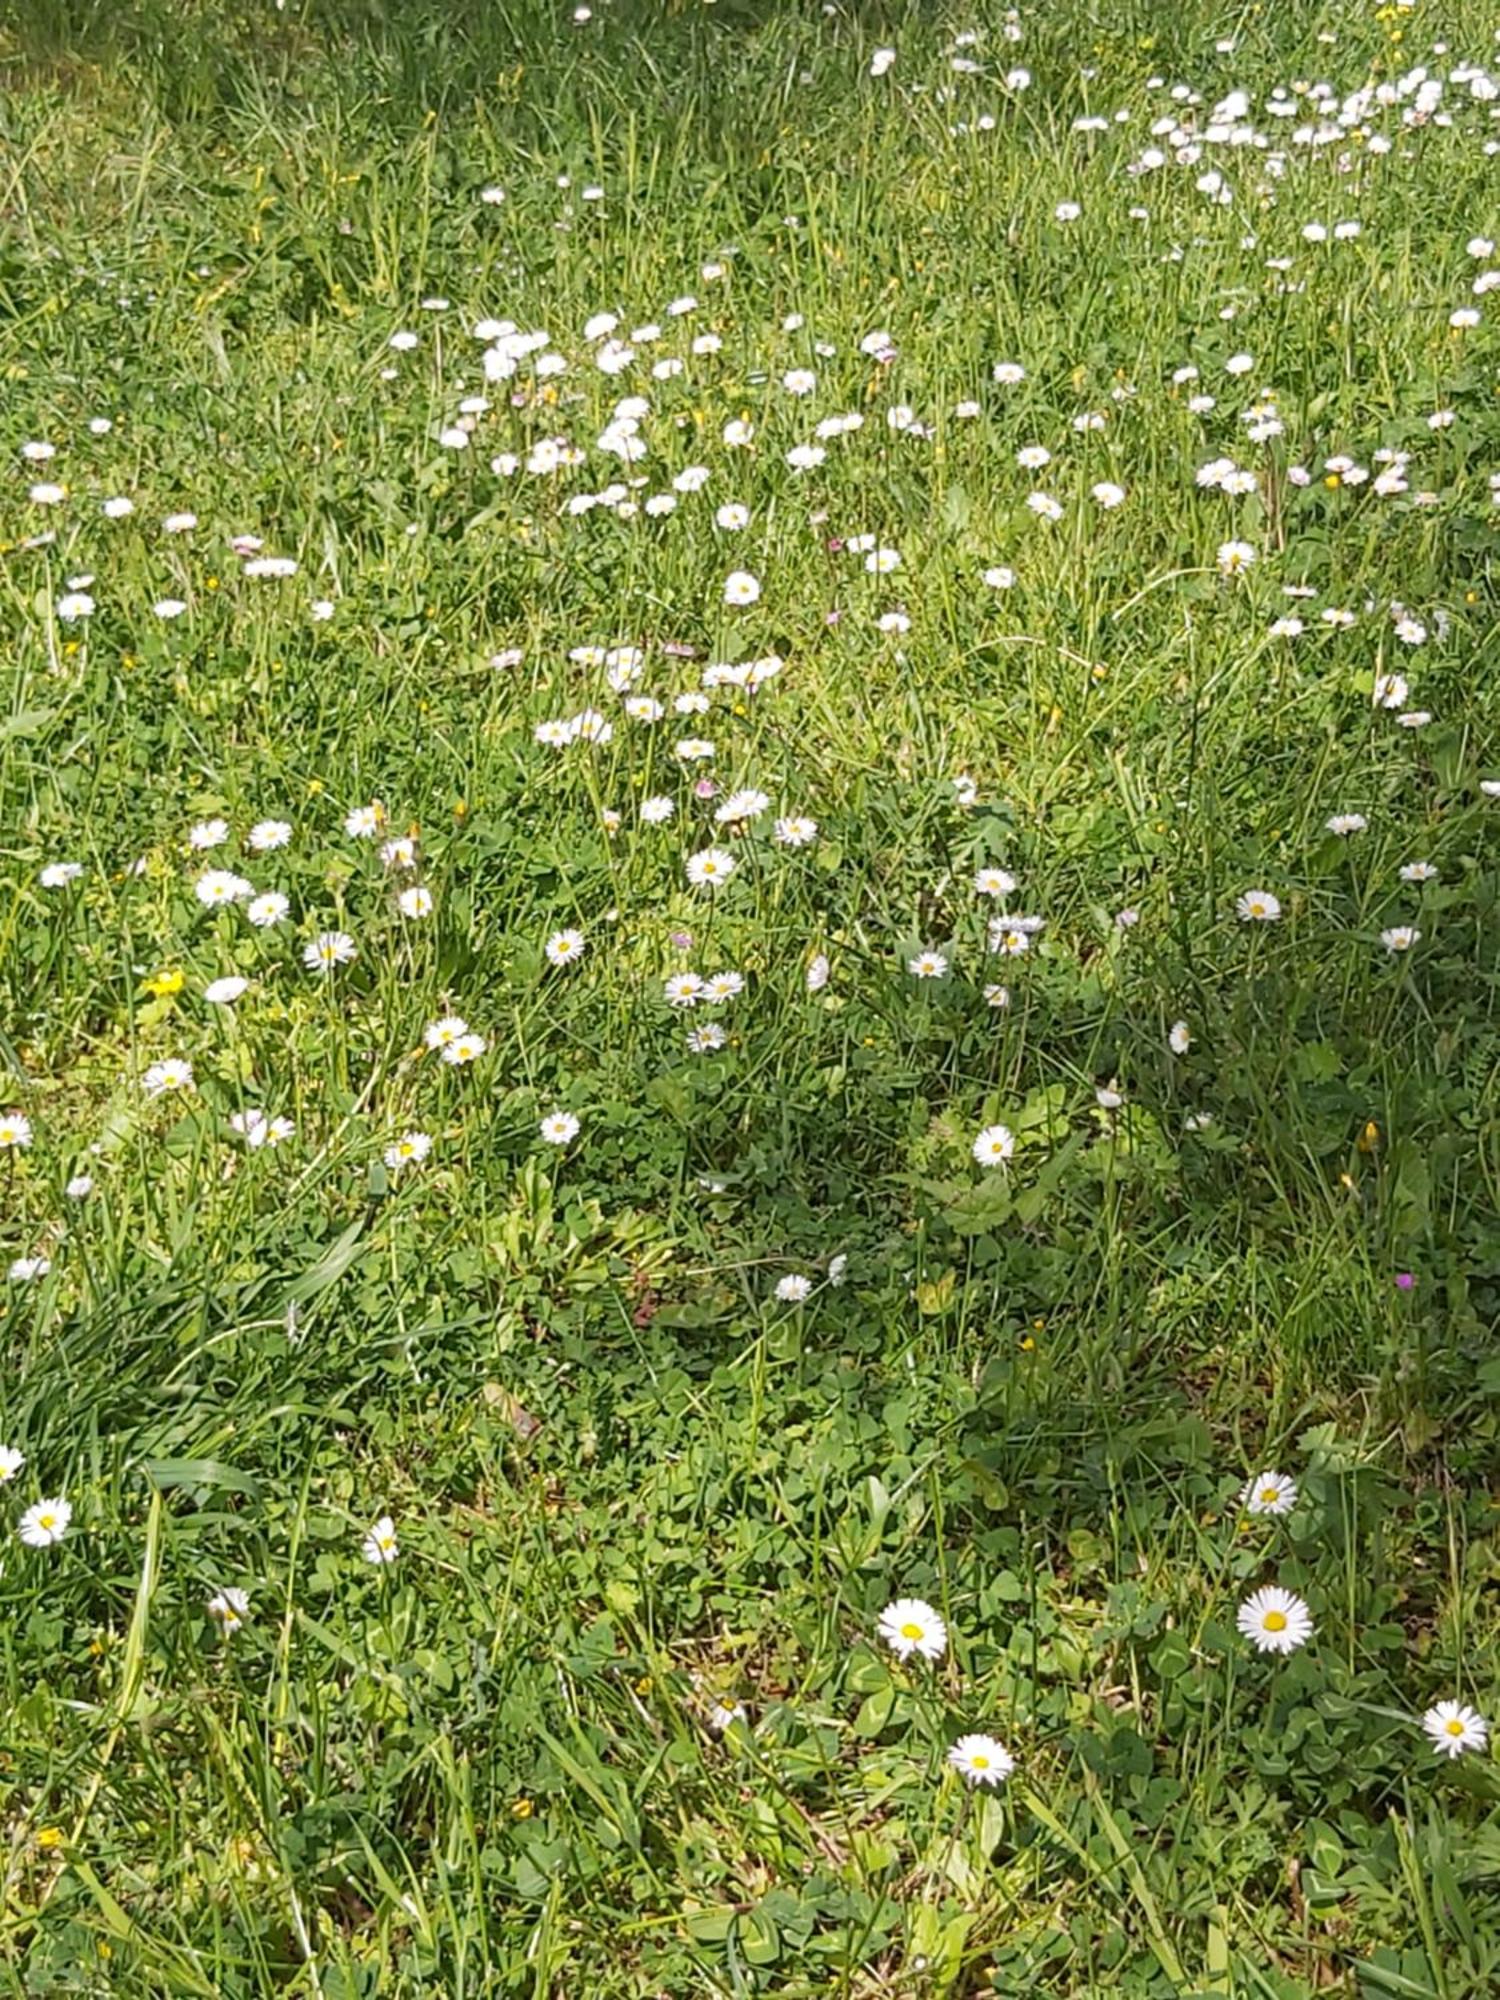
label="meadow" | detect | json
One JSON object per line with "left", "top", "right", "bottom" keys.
{"left": 2, "top": 0, "right": 1500, "bottom": 1991}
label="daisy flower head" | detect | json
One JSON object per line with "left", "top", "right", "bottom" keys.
{"left": 723, "top": 570, "right": 761, "bottom": 607}
{"left": 1381, "top": 927, "right": 1420, "bottom": 954}
{"left": 908, "top": 950, "right": 948, "bottom": 979}
{"left": 0, "top": 1112, "right": 33, "bottom": 1150}
{"left": 142, "top": 1057, "right": 194, "bottom": 1098}
{"left": 702, "top": 971, "right": 744, "bottom": 1002}
{"left": 664, "top": 972, "right": 704, "bottom": 1008}
{"left": 540, "top": 1110, "right": 580, "bottom": 1146}
{"left": 1237, "top": 1585, "right": 1313, "bottom": 1656}
{"left": 1217, "top": 540, "right": 1256, "bottom": 577}
{"left": 204, "top": 976, "right": 249, "bottom": 1006}
{"left": 303, "top": 931, "right": 357, "bottom": 973}
{"left": 948, "top": 1734, "right": 1014, "bottom": 1787}
{"left": 1422, "top": 1701, "right": 1488, "bottom": 1761}
{"left": 774, "top": 815, "right": 818, "bottom": 847}
{"left": 344, "top": 803, "right": 385, "bottom": 839}
{"left": 361, "top": 1515, "right": 399, "bottom": 1565}
{"left": 442, "top": 1032, "right": 487, "bottom": 1066}
{"left": 1243, "top": 1471, "right": 1298, "bottom": 1517}
{"left": 1373, "top": 672, "right": 1408, "bottom": 710}
{"left": 246, "top": 892, "right": 290, "bottom": 929}
{"left": 878, "top": 1597, "right": 948, "bottom": 1664}
{"left": 545, "top": 928, "right": 586, "bottom": 968}
{"left": 424, "top": 1014, "right": 469, "bottom": 1050}
{"left": 1327, "top": 813, "right": 1367, "bottom": 836}
{"left": 972, "top": 1124, "right": 1015, "bottom": 1167}
{"left": 1236, "top": 890, "right": 1281, "bottom": 923}
{"left": 715, "top": 788, "right": 769, "bottom": 826}
{"left": 0, "top": 1445, "right": 25, "bottom": 1481}
{"left": 247, "top": 819, "right": 292, "bottom": 853}
{"left": 686, "top": 1023, "right": 727, "bottom": 1052}
{"left": 397, "top": 885, "right": 433, "bottom": 919}
{"left": 974, "top": 867, "right": 1017, "bottom": 897}
{"left": 686, "top": 847, "right": 737, "bottom": 889}
{"left": 19, "top": 1497, "right": 72, "bottom": 1547}
{"left": 1169, "top": 1020, "right": 1192, "bottom": 1054}
{"left": 774, "top": 1274, "right": 812, "bottom": 1303}
{"left": 229, "top": 1109, "right": 294, "bottom": 1149}
{"left": 385, "top": 1131, "right": 433, "bottom": 1171}
{"left": 208, "top": 1586, "right": 249, "bottom": 1634}
{"left": 195, "top": 870, "right": 254, "bottom": 908}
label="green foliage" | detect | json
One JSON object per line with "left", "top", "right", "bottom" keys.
{"left": 1, "top": 0, "right": 1499, "bottom": 1992}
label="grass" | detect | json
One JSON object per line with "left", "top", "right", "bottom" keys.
{"left": 2, "top": 0, "right": 1500, "bottom": 1991}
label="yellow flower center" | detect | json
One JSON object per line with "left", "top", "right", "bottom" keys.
{"left": 1446, "top": 1718, "right": 1465, "bottom": 1737}
{"left": 1263, "top": 1610, "right": 1287, "bottom": 1632}
{"left": 37, "top": 1513, "right": 55, "bottom": 1531}
{"left": 900, "top": 1621, "right": 924, "bottom": 1641}
{"left": 971, "top": 1754, "right": 989, "bottom": 1769}
{"left": 1260, "top": 1488, "right": 1279, "bottom": 1504}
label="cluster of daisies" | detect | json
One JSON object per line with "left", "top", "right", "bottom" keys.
{"left": 0, "top": 1447, "right": 1487, "bottom": 1778}
{"left": 0, "top": 1446, "right": 402, "bottom": 1636}
{"left": 870, "top": 1460, "right": 1490, "bottom": 1786}
{"left": 4, "top": 10, "right": 1500, "bottom": 1816}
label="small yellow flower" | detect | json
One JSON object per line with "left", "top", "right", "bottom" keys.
{"left": 143, "top": 969, "right": 184, "bottom": 998}
{"left": 36, "top": 1827, "right": 64, "bottom": 1851}
{"left": 511, "top": 1798, "right": 533, "bottom": 1819}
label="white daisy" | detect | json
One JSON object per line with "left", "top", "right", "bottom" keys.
{"left": 972, "top": 1124, "right": 1015, "bottom": 1167}
{"left": 877, "top": 1597, "right": 948, "bottom": 1664}
{"left": 208, "top": 1587, "right": 250, "bottom": 1633}
{"left": 361, "top": 1515, "right": 399, "bottom": 1564}
{"left": 685, "top": 848, "right": 737, "bottom": 889}
{"left": 18, "top": 1497, "right": 72, "bottom": 1547}
{"left": 1242, "top": 1471, "right": 1298, "bottom": 1517}
{"left": 1237, "top": 1585, "right": 1313, "bottom": 1656}
{"left": 1421, "top": 1701, "right": 1488, "bottom": 1761}
{"left": 947, "top": 1734, "right": 1015, "bottom": 1787}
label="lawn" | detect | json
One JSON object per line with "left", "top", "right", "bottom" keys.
{"left": 2, "top": 0, "right": 1500, "bottom": 1992}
